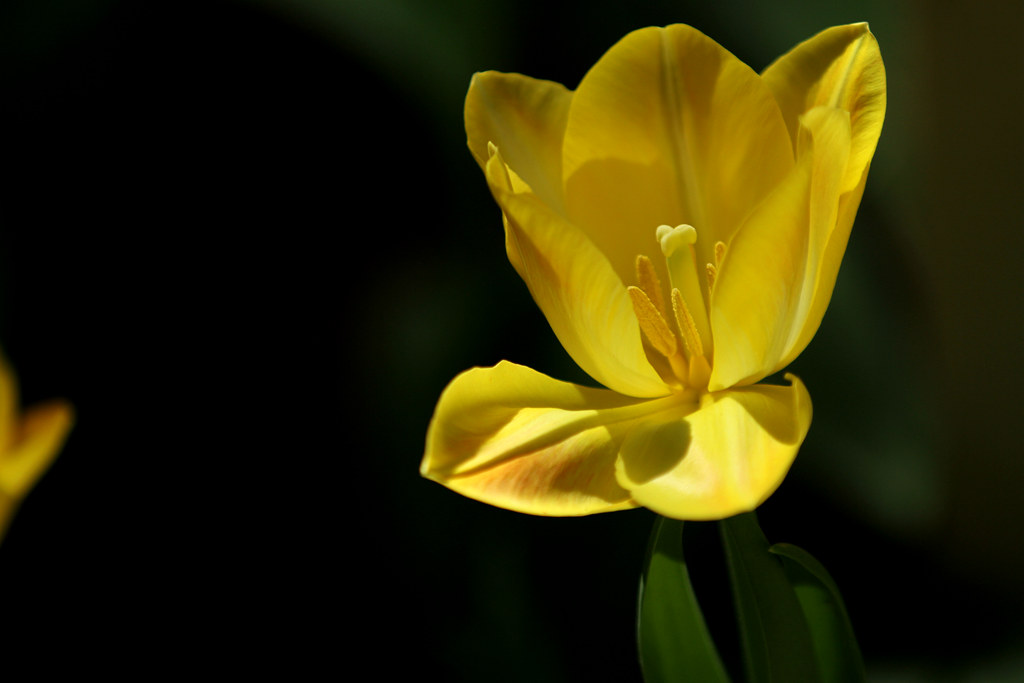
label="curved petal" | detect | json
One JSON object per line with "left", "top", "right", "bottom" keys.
{"left": 422, "top": 361, "right": 685, "bottom": 516}
{"left": 615, "top": 375, "right": 811, "bottom": 521}
{"left": 485, "top": 149, "right": 668, "bottom": 398}
{"left": 710, "top": 106, "right": 852, "bottom": 390}
{"left": 0, "top": 400, "right": 74, "bottom": 538}
{"left": 0, "top": 400, "right": 74, "bottom": 496}
{"left": 762, "top": 22, "right": 886, "bottom": 193}
{"left": 561, "top": 24, "right": 794, "bottom": 284}
{"left": 772, "top": 25, "right": 886, "bottom": 362}
{"left": 465, "top": 71, "right": 573, "bottom": 213}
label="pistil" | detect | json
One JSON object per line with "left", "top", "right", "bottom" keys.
{"left": 656, "top": 224, "right": 712, "bottom": 355}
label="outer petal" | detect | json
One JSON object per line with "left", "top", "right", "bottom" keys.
{"left": 422, "top": 361, "right": 685, "bottom": 516}
{"left": 615, "top": 375, "right": 811, "bottom": 521}
{"left": 465, "top": 71, "right": 572, "bottom": 213}
{"left": 485, "top": 149, "right": 668, "bottom": 398}
{"left": 561, "top": 24, "right": 794, "bottom": 285}
{"left": 759, "top": 23, "right": 886, "bottom": 364}
{"left": 710, "top": 106, "right": 852, "bottom": 390}
{"left": 762, "top": 23, "right": 886, "bottom": 193}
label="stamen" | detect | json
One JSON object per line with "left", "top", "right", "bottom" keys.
{"left": 627, "top": 286, "right": 677, "bottom": 359}
{"left": 634, "top": 255, "right": 666, "bottom": 316}
{"left": 714, "top": 240, "right": 727, "bottom": 267}
{"left": 706, "top": 241, "right": 726, "bottom": 293}
{"left": 671, "top": 288, "right": 704, "bottom": 359}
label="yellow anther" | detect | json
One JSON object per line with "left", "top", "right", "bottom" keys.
{"left": 634, "top": 255, "right": 666, "bottom": 315}
{"left": 671, "top": 288, "right": 704, "bottom": 359}
{"left": 628, "top": 286, "right": 677, "bottom": 359}
{"left": 656, "top": 224, "right": 697, "bottom": 258}
{"left": 714, "top": 240, "right": 727, "bottom": 267}
{"left": 705, "top": 263, "right": 717, "bottom": 291}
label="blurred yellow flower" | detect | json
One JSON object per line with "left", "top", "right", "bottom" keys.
{"left": 422, "top": 23, "right": 885, "bottom": 520}
{"left": 0, "top": 353, "right": 73, "bottom": 541}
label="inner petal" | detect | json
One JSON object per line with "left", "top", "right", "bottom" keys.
{"left": 561, "top": 24, "right": 794, "bottom": 285}
{"left": 484, "top": 147, "right": 668, "bottom": 398}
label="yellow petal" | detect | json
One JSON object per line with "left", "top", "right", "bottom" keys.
{"left": 561, "top": 24, "right": 794, "bottom": 284}
{"left": 782, "top": 157, "right": 871, "bottom": 371}
{"left": 465, "top": 71, "right": 573, "bottom": 213}
{"left": 754, "top": 26, "right": 885, "bottom": 363}
{"left": 710, "top": 106, "right": 852, "bottom": 390}
{"left": 615, "top": 375, "right": 811, "bottom": 520}
{"left": 0, "top": 400, "right": 74, "bottom": 495}
{"left": 485, "top": 150, "right": 668, "bottom": 398}
{"left": 762, "top": 22, "right": 886, "bottom": 193}
{"left": 423, "top": 361, "right": 685, "bottom": 516}
{"left": 0, "top": 400, "right": 74, "bottom": 539}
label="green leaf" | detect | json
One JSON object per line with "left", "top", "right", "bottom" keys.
{"left": 769, "top": 543, "right": 865, "bottom": 683}
{"left": 719, "top": 512, "right": 820, "bottom": 683}
{"left": 637, "top": 515, "right": 730, "bottom": 683}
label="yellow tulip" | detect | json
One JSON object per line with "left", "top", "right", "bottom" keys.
{"left": 0, "top": 353, "right": 73, "bottom": 541}
{"left": 422, "top": 23, "right": 885, "bottom": 520}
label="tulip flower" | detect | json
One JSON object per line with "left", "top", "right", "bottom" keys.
{"left": 422, "top": 23, "right": 885, "bottom": 520}
{"left": 0, "top": 353, "right": 73, "bottom": 541}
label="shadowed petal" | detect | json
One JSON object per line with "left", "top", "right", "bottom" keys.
{"left": 0, "top": 401, "right": 74, "bottom": 539}
{"left": 615, "top": 375, "right": 811, "bottom": 520}
{"left": 0, "top": 399, "right": 74, "bottom": 495}
{"left": 465, "top": 71, "right": 572, "bottom": 213}
{"left": 423, "top": 362, "right": 685, "bottom": 515}
{"left": 710, "top": 106, "right": 851, "bottom": 390}
{"left": 0, "top": 355, "right": 74, "bottom": 540}
{"left": 486, "top": 149, "right": 668, "bottom": 398}
{"left": 0, "top": 357, "right": 15, "bottom": 450}
{"left": 562, "top": 24, "right": 794, "bottom": 284}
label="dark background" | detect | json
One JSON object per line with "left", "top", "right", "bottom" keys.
{"left": 0, "top": 0, "right": 1021, "bottom": 679}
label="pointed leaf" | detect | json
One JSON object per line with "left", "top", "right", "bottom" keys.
{"left": 719, "top": 512, "right": 821, "bottom": 683}
{"left": 637, "top": 516, "right": 730, "bottom": 683}
{"left": 769, "top": 543, "right": 865, "bottom": 683}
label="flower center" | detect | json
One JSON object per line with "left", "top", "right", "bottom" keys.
{"left": 628, "top": 224, "right": 725, "bottom": 392}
